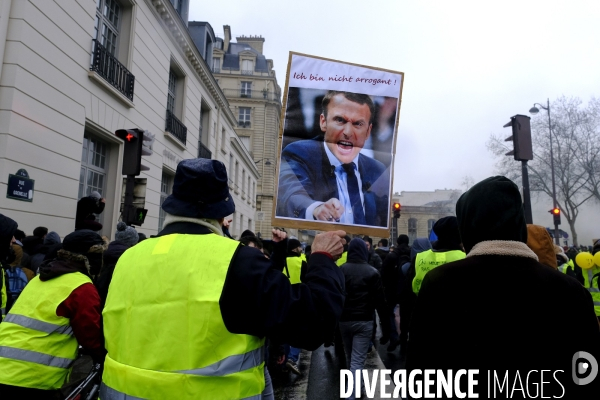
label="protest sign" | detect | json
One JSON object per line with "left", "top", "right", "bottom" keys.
{"left": 273, "top": 52, "right": 404, "bottom": 236}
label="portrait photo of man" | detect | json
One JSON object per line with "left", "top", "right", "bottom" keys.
{"left": 276, "top": 90, "right": 392, "bottom": 228}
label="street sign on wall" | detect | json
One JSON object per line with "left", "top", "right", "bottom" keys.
{"left": 6, "top": 169, "right": 34, "bottom": 202}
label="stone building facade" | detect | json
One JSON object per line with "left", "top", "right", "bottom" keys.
{"left": 391, "top": 189, "right": 461, "bottom": 244}
{"left": 0, "top": 0, "right": 258, "bottom": 239}
{"left": 207, "top": 26, "right": 282, "bottom": 238}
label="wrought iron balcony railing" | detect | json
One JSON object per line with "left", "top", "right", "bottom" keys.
{"left": 166, "top": 109, "right": 187, "bottom": 145}
{"left": 238, "top": 121, "right": 251, "bottom": 128}
{"left": 221, "top": 88, "right": 281, "bottom": 102}
{"left": 90, "top": 39, "right": 135, "bottom": 101}
{"left": 198, "top": 142, "right": 212, "bottom": 159}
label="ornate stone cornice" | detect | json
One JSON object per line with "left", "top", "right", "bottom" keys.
{"left": 147, "top": 0, "right": 236, "bottom": 124}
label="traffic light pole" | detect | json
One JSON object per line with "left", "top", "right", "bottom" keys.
{"left": 546, "top": 99, "right": 560, "bottom": 245}
{"left": 123, "top": 174, "right": 136, "bottom": 226}
{"left": 521, "top": 161, "right": 533, "bottom": 224}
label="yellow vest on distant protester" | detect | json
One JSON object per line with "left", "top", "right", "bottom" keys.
{"left": 101, "top": 233, "right": 265, "bottom": 400}
{"left": 582, "top": 265, "right": 600, "bottom": 317}
{"left": 285, "top": 256, "right": 303, "bottom": 284}
{"left": 0, "top": 273, "right": 91, "bottom": 390}
{"left": 412, "top": 249, "right": 466, "bottom": 294}
{"left": 1, "top": 271, "right": 6, "bottom": 320}
{"left": 336, "top": 251, "right": 348, "bottom": 267}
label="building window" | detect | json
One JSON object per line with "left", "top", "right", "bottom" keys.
{"left": 241, "top": 81, "right": 252, "bottom": 97}
{"left": 80, "top": 133, "right": 109, "bottom": 199}
{"left": 242, "top": 169, "right": 246, "bottom": 198}
{"left": 158, "top": 172, "right": 174, "bottom": 231}
{"left": 212, "top": 58, "right": 220, "bottom": 73}
{"left": 221, "top": 128, "right": 227, "bottom": 151}
{"left": 167, "top": 69, "right": 176, "bottom": 114}
{"left": 165, "top": 66, "right": 187, "bottom": 145}
{"left": 95, "top": 0, "right": 121, "bottom": 57}
{"left": 248, "top": 218, "right": 252, "bottom": 232}
{"left": 428, "top": 219, "right": 437, "bottom": 238}
{"left": 408, "top": 218, "right": 418, "bottom": 244}
{"left": 247, "top": 176, "right": 251, "bottom": 203}
{"left": 235, "top": 161, "right": 239, "bottom": 193}
{"left": 229, "top": 153, "right": 234, "bottom": 183}
{"left": 241, "top": 59, "right": 253, "bottom": 75}
{"left": 239, "top": 107, "right": 251, "bottom": 128}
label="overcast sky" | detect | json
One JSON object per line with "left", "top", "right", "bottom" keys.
{"left": 189, "top": 0, "right": 600, "bottom": 194}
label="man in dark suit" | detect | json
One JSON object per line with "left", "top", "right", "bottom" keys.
{"left": 277, "top": 91, "right": 389, "bottom": 227}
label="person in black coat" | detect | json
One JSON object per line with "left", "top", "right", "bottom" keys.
{"left": 339, "top": 238, "right": 388, "bottom": 399}
{"left": 406, "top": 176, "right": 600, "bottom": 398}
{"left": 380, "top": 234, "right": 411, "bottom": 352}
{"left": 75, "top": 191, "right": 106, "bottom": 231}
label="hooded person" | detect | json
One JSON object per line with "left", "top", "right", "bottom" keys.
{"left": 339, "top": 238, "right": 388, "bottom": 400}
{"left": 75, "top": 190, "right": 106, "bottom": 232}
{"left": 0, "top": 229, "right": 106, "bottom": 399}
{"left": 100, "top": 158, "right": 346, "bottom": 400}
{"left": 526, "top": 224, "right": 558, "bottom": 269}
{"left": 29, "top": 231, "right": 62, "bottom": 274}
{"left": 0, "top": 214, "right": 18, "bottom": 321}
{"left": 406, "top": 176, "right": 600, "bottom": 397}
{"left": 95, "top": 222, "right": 139, "bottom": 308}
{"left": 411, "top": 216, "right": 466, "bottom": 295}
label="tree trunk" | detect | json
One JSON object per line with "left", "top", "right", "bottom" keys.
{"left": 567, "top": 218, "right": 578, "bottom": 247}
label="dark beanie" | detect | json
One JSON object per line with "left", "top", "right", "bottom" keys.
{"left": 348, "top": 238, "right": 369, "bottom": 263}
{"left": 432, "top": 216, "right": 461, "bottom": 248}
{"left": 62, "top": 230, "right": 105, "bottom": 255}
{"left": 288, "top": 238, "right": 302, "bottom": 252}
{"left": 456, "top": 176, "right": 527, "bottom": 253}
{"left": 397, "top": 234, "right": 409, "bottom": 246}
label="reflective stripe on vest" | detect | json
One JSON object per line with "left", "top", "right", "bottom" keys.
{"left": 0, "top": 273, "right": 91, "bottom": 390}
{"left": 336, "top": 251, "right": 348, "bottom": 267}
{"left": 558, "top": 264, "right": 569, "bottom": 274}
{"left": 102, "top": 233, "right": 266, "bottom": 400}
{"left": 412, "top": 249, "right": 466, "bottom": 294}
{"left": 582, "top": 266, "right": 600, "bottom": 316}
{"left": 285, "top": 256, "right": 303, "bottom": 284}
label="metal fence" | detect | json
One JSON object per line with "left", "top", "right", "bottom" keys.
{"left": 166, "top": 109, "right": 187, "bottom": 145}
{"left": 90, "top": 40, "right": 135, "bottom": 101}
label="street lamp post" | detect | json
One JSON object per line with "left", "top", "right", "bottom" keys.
{"left": 529, "top": 99, "right": 560, "bottom": 245}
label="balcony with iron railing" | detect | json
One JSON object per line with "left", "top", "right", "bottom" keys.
{"left": 198, "top": 142, "right": 212, "bottom": 159}
{"left": 238, "top": 121, "right": 251, "bottom": 129}
{"left": 211, "top": 67, "right": 274, "bottom": 77}
{"left": 222, "top": 88, "right": 281, "bottom": 102}
{"left": 165, "top": 109, "right": 187, "bottom": 145}
{"left": 90, "top": 39, "right": 135, "bottom": 101}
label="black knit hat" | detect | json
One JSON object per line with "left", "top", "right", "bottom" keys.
{"left": 288, "top": 238, "right": 302, "bottom": 252}
{"left": 432, "top": 216, "right": 461, "bottom": 248}
{"left": 62, "top": 230, "right": 104, "bottom": 255}
{"left": 456, "top": 176, "right": 527, "bottom": 253}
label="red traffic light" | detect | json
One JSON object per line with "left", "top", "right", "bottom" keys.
{"left": 126, "top": 133, "right": 134, "bottom": 141}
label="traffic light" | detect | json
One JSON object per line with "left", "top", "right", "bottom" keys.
{"left": 504, "top": 115, "right": 533, "bottom": 161}
{"left": 133, "top": 208, "right": 148, "bottom": 226}
{"left": 115, "top": 129, "right": 155, "bottom": 175}
{"left": 550, "top": 207, "right": 561, "bottom": 225}
{"left": 393, "top": 202, "right": 401, "bottom": 219}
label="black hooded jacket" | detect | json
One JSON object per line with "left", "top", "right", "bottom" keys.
{"left": 340, "top": 239, "right": 387, "bottom": 322}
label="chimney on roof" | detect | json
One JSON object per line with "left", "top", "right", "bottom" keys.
{"left": 223, "top": 25, "right": 231, "bottom": 52}
{"left": 236, "top": 35, "right": 265, "bottom": 54}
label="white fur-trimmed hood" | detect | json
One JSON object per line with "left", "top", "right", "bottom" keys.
{"left": 467, "top": 240, "right": 538, "bottom": 261}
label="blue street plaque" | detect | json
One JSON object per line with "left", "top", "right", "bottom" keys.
{"left": 7, "top": 170, "right": 35, "bottom": 202}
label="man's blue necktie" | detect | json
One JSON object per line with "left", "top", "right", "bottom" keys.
{"left": 342, "top": 162, "right": 366, "bottom": 225}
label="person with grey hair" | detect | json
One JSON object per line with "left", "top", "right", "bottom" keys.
{"left": 101, "top": 159, "right": 347, "bottom": 399}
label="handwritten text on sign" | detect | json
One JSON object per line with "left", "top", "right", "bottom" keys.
{"left": 289, "top": 54, "right": 403, "bottom": 98}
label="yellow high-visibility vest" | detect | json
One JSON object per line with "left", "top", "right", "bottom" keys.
{"left": 0, "top": 273, "right": 91, "bottom": 390}
{"left": 336, "top": 251, "right": 348, "bottom": 267}
{"left": 412, "top": 249, "right": 466, "bottom": 294}
{"left": 582, "top": 265, "right": 600, "bottom": 317}
{"left": 101, "top": 233, "right": 265, "bottom": 400}
{"left": 285, "top": 256, "right": 303, "bottom": 284}
{"left": 1, "top": 271, "right": 6, "bottom": 320}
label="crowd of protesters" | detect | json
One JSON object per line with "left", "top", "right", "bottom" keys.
{"left": 1, "top": 167, "right": 599, "bottom": 399}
